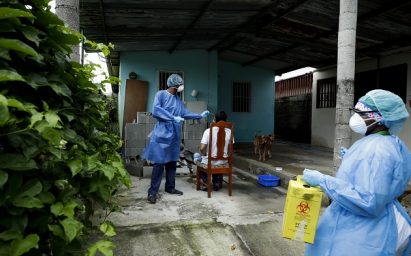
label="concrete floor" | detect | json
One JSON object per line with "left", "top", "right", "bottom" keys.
{"left": 94, "top": 141, "right": 410, "bottom": 255}
{"left": 96, "top": 169, "right": 306, "bottom": 256}
{"left": 233, "top": 141, "right": 335, "bottom": 176}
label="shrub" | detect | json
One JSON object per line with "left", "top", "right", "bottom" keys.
{"left": 0, "top": 1, "right": 130, "bottom": 255}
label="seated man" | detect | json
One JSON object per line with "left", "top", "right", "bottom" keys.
{"left": 194, "top": 111, "right": 234, "bottom": 191}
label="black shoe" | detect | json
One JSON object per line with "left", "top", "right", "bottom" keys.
{"left": 213, "top": 185, "right": 219, "bottom": 191}
{"left": 148, "top": 194, "right": 156, "bottom": 204}
{"left": 165, "top": 188, "right": 183, "bottom": 195}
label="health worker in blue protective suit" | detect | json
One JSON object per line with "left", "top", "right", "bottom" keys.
{"left": 302, "top": 89, "right": 411, "bottom": 256}
{"left": 144, "top": 74, "right": 210, "bottom": 204}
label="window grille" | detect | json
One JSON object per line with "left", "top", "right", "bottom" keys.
{"left": 158, "top": 70, "right": 184, "bottom": 99}
{"left": 315, "top": 64, "right": 407, "bottom": 109}
{"left": 316, "top": 77, "right": 336, "bottom": 108}
{"left": 232, "top": 81, "right": 251, "bottom": 112}
{"left": 275, "top": 73, "right": 312, "bottom": 99}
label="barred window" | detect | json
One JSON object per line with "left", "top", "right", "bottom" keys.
{"left": 232, "top": 81, "right": 251, "bottom": 112}
{"left": 316, "top": 77, "right": 336, "bottom": 108}
{"left": 158, "top": 70, "right": 184, "bottom": 99}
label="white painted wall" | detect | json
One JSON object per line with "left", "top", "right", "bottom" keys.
{"left": 312, "top": 51, "right": 411, "bottom": 149}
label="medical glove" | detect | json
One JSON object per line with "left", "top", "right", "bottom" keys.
{"left": 340, "top": 146, "right": 347, "bottom": 158}
{"left": 193, "top": 153, "right": 202, "bottom": 162}
{"left": 173, "top": 116, "right": 184, "bottom": 123}
{"left": 201, "top": 110, "right": 210, "bottom": 118}
{"left": 302, "top": 169, "right": 324, "bottom": 187}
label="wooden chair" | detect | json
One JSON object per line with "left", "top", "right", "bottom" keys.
{"left": 196, "top": 121, "right": 234, "bottom": 198}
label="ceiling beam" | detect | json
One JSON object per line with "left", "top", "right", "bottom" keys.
{"left": 207, "top": 0, "right": 290, "bottom": 51}
{"left": 217, "top": 0, "right": 312, "bottom": 53}
{"left": 358, "top": 35, "right": 411, "bottom": 58}
{"left": 242, "top": 0, "right": 411, "bottom": 67}
{"left": 168, "top": 0, "right": 215, "bottom": 53}
{"left": 277, "top": 33, "right": 411, "bottom": 75}
{"left": 80, "top": 3, "right": 263, "bottom": 12}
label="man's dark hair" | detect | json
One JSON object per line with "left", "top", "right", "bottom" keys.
{"left": 215, "top": 111, "right": 227, "bottom": 122}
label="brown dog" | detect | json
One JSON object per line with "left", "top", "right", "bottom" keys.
{"left": 254, "top": 134, "right": 275, "bottom": 161}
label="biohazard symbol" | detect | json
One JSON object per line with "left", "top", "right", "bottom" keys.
{"left": 296, "top": 201, "right": 310, "bottom": 214}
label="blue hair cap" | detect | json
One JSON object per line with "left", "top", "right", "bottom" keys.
{"left": 167, "top": 74, "right": 184, "bottom": 87}
{"left": 359, "top": 89, "right": 409, "bottom": 134}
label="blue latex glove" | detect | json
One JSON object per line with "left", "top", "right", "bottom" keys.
{"left": 340, "top": 146, "right": 347, "bottom": 158}
{"left": 302, "top": 169, "right": 324, "bottom": 187}
{"left": 193, "top": 153, "right": 202, "bottom": 162}
{"left": 173, "top": 116, "right": 184, "bottom": 123}
{"left": 201, "top": 110, "right": 210, "bottom": 118}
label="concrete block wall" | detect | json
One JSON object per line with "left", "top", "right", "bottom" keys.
{"left": 183, "top": 118, "right": 207, "bottom": 152}
{"left": 125, "top": 111, "right": 207, "bottom": 157}
{"left": 124, "top": 113, "right": 157, "bottom": 158}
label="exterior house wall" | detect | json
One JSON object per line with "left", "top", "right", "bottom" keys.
{"left": 218, "top": 60, "right": 275, "bottom": 142}
{"left": 118, "top": 50, "right": 218, "bottom": 136}
{"left": 312, "top": 52, "right": 411, "bottom": 149}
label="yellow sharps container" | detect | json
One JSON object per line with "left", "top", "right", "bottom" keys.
{"left": 282, "top": 175, "right": 323, "bottom": 244}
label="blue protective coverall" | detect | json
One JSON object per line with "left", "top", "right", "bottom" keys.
{"left": 143, "top": 90, "right": 202, "bottom": 164}
{"left": 305, "top": 134, "right": 411, "bottom": 256}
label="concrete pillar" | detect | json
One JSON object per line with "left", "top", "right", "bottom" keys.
{"left": 55, "top": 0, "right": 80, "bottom": 62}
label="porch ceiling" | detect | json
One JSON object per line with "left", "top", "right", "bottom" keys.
{"left": 79, "top": 0, "right": 411, "bottom": 77}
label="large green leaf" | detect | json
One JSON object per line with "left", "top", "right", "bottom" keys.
{"left": 0, "top": 230, "right": 21, "bottom": 241}
{"left": 51, "top": 201, "right": 79, "bottom": 218}
{"left": 12, "top": 197, "right": 43, "bottom": 209}
{"left": 0, "top": 154, "right": 37, "bottom": 171}
{"left": 25, "top": 73, "right": 48, "bottom": 89}
{"left": 48, "top": 146, "right": 62, "bottom": 159}
{"left": 47, "top": 82, "right": 72, "bottom": 97}
{"left": 0, "top": 170, "right": 8, "bottom": 189}
{"left": 0, "top": 8, "right": 35, "bottom": 20}
{"left": 60, "top": 218, "right": 83, "bottom": 242}
{"left": 0, "top": 70, "right": 25, "bottom": 82}
{"left": 7, "top": 99, "right": 26, "bottom": 112}
{"left": 54, "top": 180, "right": 68, "bottom": 190}
{"left": 9, "top": 234, "right": 39, "bottom": 256}
{"left": 18, "top": 179, "right": 42, "bottom": 197}
{"left": 11, "top": 179, "right": 43, "bottom": 208}
{"left": 40, "top": 127, "right": 61, "bottom": 144}
{"left": 44, "top": 111, "right": 61, "bottom": 127}
{"left": 86, "top": 240, "right": 115, "bottom": 256}
{"left": 61, "top": 201, "right": 79, "bottom": 218}
{"left": 34, "top": 10, "right": 64, "bottom": 26}
{"left": 48, "top": 225, "right": 65, "bottom": 240}
{"left": 100, "top": 165, "right": 115, "bottom": 181}
{"left": 0, "top": 94, "right": 9, "bottom": 126}
{"left": 0, "top": 39, "right": 40, "bottom": 59}
{"left": 51, "top": 202, "right": 64, "bottom": 216}
{"left": 68, "top": 159, "right": 82, "bottom": 176}
{"left": 86, "top": 154, "right": 100, "bottom": 171}
{"left": 0, "top": 48, "right": 11, "bottom": 61}
{"left": 20, "top": 26, "right": 44, "bottom": 47}
{"left": 38, "top": 191, "right": 55, "bottom": 204}
{"left": 99, "top": 222, "right": 116, "bottom": 237}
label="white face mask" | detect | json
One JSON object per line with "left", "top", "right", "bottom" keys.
{"left": 177, "top": 85, "right": 184, "bottom": 92}
{"left": 349, "top": 113, "right": 377, "bottom": 135}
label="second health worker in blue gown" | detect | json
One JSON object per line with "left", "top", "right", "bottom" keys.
{"left": 144, "top": 74, "right": 209, "bottom": 204}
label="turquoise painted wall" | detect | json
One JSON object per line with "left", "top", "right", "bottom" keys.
{"left": 118, "top": 50, "right": 218, "bottom": 136}
{"left": 218, "top": 60, "right": 275, "bottom": 142}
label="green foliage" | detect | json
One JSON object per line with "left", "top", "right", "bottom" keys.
{"left": 0, "top": 0, "right": 130, "bottom": 255}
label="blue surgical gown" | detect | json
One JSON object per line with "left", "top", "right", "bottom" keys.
{"left": 143, "top": 90, "right": 202, "bottom": 164}
{"left": 305, "top": 134, "right": 411, "bottom": 256}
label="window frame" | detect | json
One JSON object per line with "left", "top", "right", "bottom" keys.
{"left": 232, "top": 80, "right": 251, "bottom": 113}
{"left": 316, "top": 77, "right": 336, "bottom": 108}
